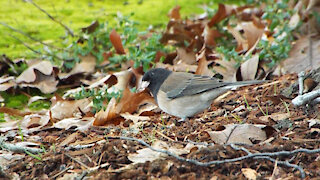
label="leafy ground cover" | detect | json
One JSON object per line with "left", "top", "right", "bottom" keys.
{"left": 1, "top": 0, "right": 320, "bottom": 179}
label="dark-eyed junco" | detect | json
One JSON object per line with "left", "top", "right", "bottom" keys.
{"left": 141, "top": 68, "right": 265, "bottom": 121}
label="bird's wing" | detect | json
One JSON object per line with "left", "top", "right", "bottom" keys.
{"left": 162, "top": 72, "right": 232, "bottom": 99}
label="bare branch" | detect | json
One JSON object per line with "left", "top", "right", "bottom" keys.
{"left": 107, "top": 136, "right": 320, "bottom": 179}
{"left": 0, "top": 22, "right": 62, "bottom": 50}
{"left": 26, "top": 0, "right": 74, "bottom": 37}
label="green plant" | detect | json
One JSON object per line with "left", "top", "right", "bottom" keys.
{"left": 25, "top": 150, "right": 42, "bottom": 161}
{"left": 73, "top": 86, "right": 122, "bottom": 113}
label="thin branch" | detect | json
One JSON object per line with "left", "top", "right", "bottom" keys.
{"left": 27, "top": 0, "right": 74, "bottom": 37}
{"left": 0, "top": 22, "right": 62, "bottom": 50}
{"left": 107, "top": 136, "right": 320, "bottom": 179}
{"left": 7, "top": 34, "right": 41, "bottom": 54}
{"left": 0, "top": 137, "right": 44, "bottom": 154}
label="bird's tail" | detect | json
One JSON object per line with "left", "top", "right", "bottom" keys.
{"left": 226, "top": 80, "right": 267, "bottom": 89}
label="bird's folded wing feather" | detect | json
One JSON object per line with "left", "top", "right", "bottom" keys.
{"left": 162, "top": 72, "right": 232, "bottom": 99}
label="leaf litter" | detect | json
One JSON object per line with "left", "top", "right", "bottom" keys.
{"left": 1, "top": 0, "right": 320, "bottom": 179}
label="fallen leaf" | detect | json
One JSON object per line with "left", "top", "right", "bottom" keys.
{"left": 203, "top": 25, "right": 222, "bottom": 47}
{"left": 50, "top": 97, "right": 91, "bottom": 120}
{"left": 259, "top": 113, "right": 290, "bottom": 122}
{"left": 81, "top": 20, "right": 99, "bottom": 33}
{"left": 212, "top": 59, "right": 237, "bottom": 81}
{"left": 27, "top": 96, "right": 47, "bottom": 106}
{"left": 16, "top": 61, "right": 53, "bottom": 83}
{"left": 58, "top": 54, "right": 97, "bottom": 80}
{"left": 59, "top": 132, "right": 79, "bottom": 147}
{"left": 110, "top": 29, "right": 125, "bottom": 54}
{"left": 0, "top": 76, "right": 16, "bottom": 91}
{"left": 93, "top": 88, "right": 154, "bottom": 126}
{"left": 168, "top": 6, "right": 181, "bottom": 20}
{"left": 237, "top": 54, "right": 260, "bottom": 80}
{"left": 308, "top": 119, "right": 320, "bottom": 128}
{"left": 242, "top": 168, "right": 258, "bottom": 180}
{"left": 208, "top": 4, "right": 236, "bottom": 27}
{"left": 175, "top": 48, "right": 196, "bottom": 65}
{"left": 19, "top": 69, "right": 58, "bottom": 94}
{"left": 277, "top": 36, "right": 320, "bottom": 74}
{"left": 205, "top": 124, "right": 272, "bottom": 145}
{"left": 53, "top": 117, "right": 94, "bottom": 132}
{"left": 195, "top": 47, "right": 215, "bottom": 76}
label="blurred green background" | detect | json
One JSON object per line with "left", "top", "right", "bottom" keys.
{"left": 0, "top": 0, "right": 218, "bottom": 58}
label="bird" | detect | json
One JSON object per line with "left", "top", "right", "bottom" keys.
{"left": 141, "top": 68, "right": 265, "bottom": 121}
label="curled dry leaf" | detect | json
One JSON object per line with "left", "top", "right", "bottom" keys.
{"left": 212, "top": 59, "right": 237, "bottom": 82}
{"left": 195, "top": 47, "right": 215, "bottom": 76}
{"left": 175, "top": 48, "right": 196, "bottom": 65}
{"left": 50, "top": 97, "right": 91, "bottom": 120}
{"left": 16, "top": 61, "right": 53, "bottom": 83}
{"left": 155, "top": 62, "right": 198, "bottom": 73}
{"left": 237, "top": 54, "right": 260, "bottom": 81}
{"left": 203, "top": 25, "right": 222, "bottom": 47}
{"left": 93, "top": 88, "right": 154, "bottom": 126}
{"left": 16, "top": 61, "right": 58, "bottom": 93}
{"left": 208, "top": 4, "right": 237, "bottom": 27}
{"left": 128, "top": 140, "right": 201, "bottom": 164}
{"left": 277, "top": 36, "right": 320, "bottom": 74}
{"left": 58, "top": 54, "right": 97, "bottom": 80}
{"left": 259, "top": 112, "right": 290, "bottom": 122}
{"left": 168, "top": 5, "right": 181, "bottom": 20}
{"left": 110, "top": 29, "right": 125, "bottom": 54}
{"left": 0, "top": 76, "right": 16, "bottom": 91}
{"left": 241, "top": 168, "right": 258, "bottom": 180}
{"left": 204, "top": 124, "right": 273, "bottom": 145}
{"left": 53, "top": 117, "right": 94, "bottom": 132}
{"left": 20, "top": 114, "right": 50, "bottom": 133}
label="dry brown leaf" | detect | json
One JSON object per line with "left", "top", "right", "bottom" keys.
{"left": 243, "top": 22, "right": 264, "bottom": 51}
{"left": 203, "top": 25, "right": 222, "bottom": 47}
{"left": 53, "top": 117, "right": 94, "bottom": 132}
{"left": 242, "top": 168, "right": 258, "bottom": 180}
{"left": 93, "top": 88, "right": 154, "bottom": 126}
{"left": 238, "top": 54, "right": 260, "bottom": 80}
{"left": 175, "top": 48, "right": 196, "bottom": 65}
{"left": 276, "top": 36, "right": 320, "bottom": 74}
{"left": 227, "top": 26, "right": 247, "bottom": 52}
{"left": 16, "top": 61, "right": 53, "bottom": 83}
{"left": 50, "top": 97, "right": 91, "bottom": 120}
{"left": 18, "top": 69, "right": 58, "bottom": 94}
{"left": 168, "top": 6, "right": 181, "bottom": 20}
{"left": 208, "top": 4, "right": 236, "bottom": 27}
{"left": 259, "top": 113, "right": 290, "bottom": 122}
{"left": 110, "top": 29, "right": 125, "bottom": 54}
{"left": 93, "top": 97, "right": 118, "bottom": 126}
{"left": 59, "top": 132, "right": 79, "bottom": 147}
{"left": 205, "top": 124, "right": 271, "bottom": 145}
{"left": 212, "top": 59, "right": 237, "bottom": 81}
{"left": 58, "top": 54, "right": 96, "bottom": 79}
{"left": 0, "top": 76, "right": 16, "bottom": 91}
{"left": 155, "top": 62, "right": 198, "bottom": 73}
{"left": 195, "top": 48, "right": 215, "bottom": 76}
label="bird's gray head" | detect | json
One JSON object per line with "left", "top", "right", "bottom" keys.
{"left": 141, "top": 68, "right": 172, "bottom": 97}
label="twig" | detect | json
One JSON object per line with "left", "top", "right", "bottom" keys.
{"left": 107, "top": 136, "right": 320, "bottom": 179}
{"left": 0, "top": 22, "right": 62, "bottom": 50}
{"left": 50, "top": 165, "right": 73, "bottom": 179}
{"left": 298, "top": 72, "right": 305, "bottom": 95}
{"left": 254, "top": 156, "right": 305, "bottom": 178}
{"left": 292, "top": 88, "right": 320, "bottom": 106}
{"left": 0, "top": 137, "right": 44, "bottom": 154}
{"left": 27, "top": 0, "right": 74, "bottom": 37}
{"left": 65, "top": 153, "right": 89, "bottom": 169}
{"left": 7, "top": 34, "right": 41, "bottom": 54}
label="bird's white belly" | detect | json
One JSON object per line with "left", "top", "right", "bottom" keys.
{"left": 157, "top": 90, "right": 212, "bottom": 119}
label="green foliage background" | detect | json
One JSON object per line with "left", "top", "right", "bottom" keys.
{"left": 0, "top": 0, "right": 217, "bottom": 58}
